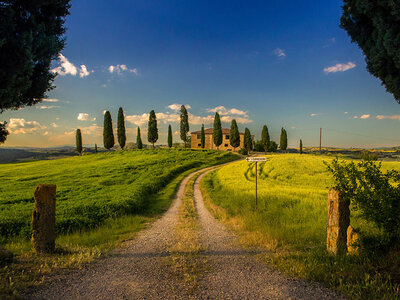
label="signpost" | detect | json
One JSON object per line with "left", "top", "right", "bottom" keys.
{"left": 246, "top": 157, "right": 266, "bottom": 209}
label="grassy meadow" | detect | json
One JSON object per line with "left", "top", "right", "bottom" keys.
{"left": 201, "top": 154, "right": 400, "bottom": 299}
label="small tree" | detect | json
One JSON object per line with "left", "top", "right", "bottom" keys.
{"left": 117, "top": 107, "right": 126, "bottom": 149}
{"left": 201, "top": 124, "right": 205, "bottom": 148}
{"left": 280, "top": 127, "right": 287, "bottom": 151}
{"left": 0, "top": 122, "right": 9, "bottom": 144}
{"left": 76, "top": 129, "right": 82, "bottom": 155}
{"left": 213, "top": 112, "right": 222, "bottom": 149}
{"left": 137, "top": 127, "right": 143, "bottom": 149}
{"left": 103, "top": 111, "right": 114, "bottom": 150}
{"left": 147, "top": 110, "right": 158, "bottom": 148}
{"left": 261, "top": 125, "right": 270, "bottom": 153}
{"left": 168, "top": 124, "right": 173, "bottom": 148}
{"left": 230, "top": 119, "right": 240, "bottom": 151}
{"left": 299, "top": 139, "right": 303, "bottom": 154}
{"left": 94, "top": 143, "right": 98, "bottom": 154}
{"left": 244, "top": 128, "right": 252, "bottom": 151}
{"left": 180, "top": 105, "right": 189, "bottom": 148}
{"left": 268, "top": 141, "right": 278, "bottom": 152}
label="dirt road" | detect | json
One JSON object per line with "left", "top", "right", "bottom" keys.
{"left": 23, "top": 166, "right": 344, "bottom": 299}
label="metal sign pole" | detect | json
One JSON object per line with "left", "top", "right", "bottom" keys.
{"left": 255, "top": 162, "right": 257, "bottom": 209}
{"left": 245, "top": 157, "right": 266, "bottom": 211}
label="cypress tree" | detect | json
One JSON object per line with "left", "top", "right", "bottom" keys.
{"left": 76, "top": 129, "right": 82, "bottom": 155}
{"left": 213, "top": 112, "right": 222, "bottom": 149}
{"left": 261, "top": 125, "right": 270, "bottom": 153}
{"left": 280, "top": 127, "right": 288, "bottom": 151}
{"left": 147, "top": 110, "right": 158, "bottom": 148}
{"left": 180, "top": 105, "right": 189, "bottom": 148}
{"left": 230, "top": 119, "right": 240, "bottom": 151}
{"left": 137, "top": 127, "right": 143, "bottom": 149}
{"left": 168, "top": 124, "right": 173, "bottom": 148}
{"left": 244, "top": 128, "right": 253, "bottom": 151}
{"left": 117, "top": 107, "right": 126, "bottom": 149}
{"left": 201, "top": 124, "right": 205, "bottom": 148}
{"left": 95, "top": 143, "right": 98, "bottom": 154}
{"left": 103, "top": 111, "right": 114, "bottom": 150}
{"left": 300, "top": 139, "right": 303, "bottom": 154}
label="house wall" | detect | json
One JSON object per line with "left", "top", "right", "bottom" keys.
{"left": 191, "top": 133, "right": 245, "bottom": 151}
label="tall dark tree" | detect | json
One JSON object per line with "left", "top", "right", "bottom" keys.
{"left": 180, "top": 105, "right": 189, "bottom": 148}
{"left": 94, "top": 143, "right": 98, "bottom": 154}
{"left": 168, "top": 124, "right": 173, "bottom": 148}
{"left": 340, "top": 1, "right": 400, "bottom": 103}
{"left": 280, "top": 127, "right": 288, "bottom": 151}
{"left": 230, "top": 119, "right": 240, "bottom": 151}
{"left": 117, "top": 107, "right": 126, "bottom": 149}
{"left": 300, "top": 139, "right": 303, "bottom": 154}
{"left": 200, "top": 124, "right": 205, "bottom": 148}
{"left": 261, "top": 125, "right": 270, "bottom": 153}
{"left": 213, "top": 112, "right": 222, "bottom": 149}
{"left": 0, "top": 1, "right": 71, "bottom": 143}
{"left": 103, "top": 111, "right": 114, "bottom": 150}
{"left": 147, "top": 110, "right": 158, "bottom": 148}
{"left": 137, "top": 127, "right": 143, "bottom": 149}
{"left": 0, "top": 122, "right": 9, "bottom": 144}
{"left": 76, "top": 129, "right": 82, "bottom": 155}
{"left": 244, "top": 128, "right": 252, "bottom": 151}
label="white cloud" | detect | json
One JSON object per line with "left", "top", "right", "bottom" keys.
{"left": 324, "top": 62, "right": 356, "bottom": 74}
{"left": 8, "top": 118, "right": 47, "bottom": 134}
{"left": 38, "top": 105, "right": 59, "bottom": 110}
{"left": 79, "top": 65, "right": 90, "bottom": 78}
{"left": 228, "top": 108, "right": 247, "bottom": 115}
{"left": 354, "top": 116, "right": 359, "bottom": 119}
{"left": 207, "top": 106, "right": 248, "bottom": 117}
{"left": 126, "top": 113, "right": 150, "bottom": 126}
{"left": 376, "top": 115, "right": 400, "bottom": 120}
{"left": 344, "top": 112, "right": 348, "bottom": 114}
{"left": 108, "top": 64, "right": 139, "bottom": 75}
{"left": 167, "top": 103, "right": 192, "bottom": 111}
{"left": 274, "top": 48, "right": 286, "bottom": 58}
{"left": 360, "top": 114, "right": 370, "bottom": 119}
{"left": 42, "top": 98, "right": 59, "bottom": 103}
{"left": 310, "top": 113, "right": 318, "bottom": 117}
{"left": 101, "top": 84, "right": 107, "bottom": 88}
{"left": 77, "top": 113, "right": 91, "bottom": 121}
{"left": 51, "top": 123, "right": 59, "bottom": 128}
{"left": 51, "top": 54, "right": 92, "bottom": 78}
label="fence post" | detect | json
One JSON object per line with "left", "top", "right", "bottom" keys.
{"left": 31, "top": 184, "right": 57, "bottom": 253}
{"left": 327, "top": 189, "right": 350, "bottom": 255}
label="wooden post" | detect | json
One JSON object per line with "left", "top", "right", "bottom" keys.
{"left": 31, "top": 184, "right": 56, "bottom": 253}
{"left": 255, "top": 162, "right": 258, "bottom": 208}
{"left": 327, "top": 189, "right": 350, "bottom": 254}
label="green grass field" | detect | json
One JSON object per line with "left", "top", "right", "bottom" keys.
{"left": 202, "top": 154, "right": 400, "bottom": 299}
{"left": 0, "top": 148, "right": 238, "bottom": 242}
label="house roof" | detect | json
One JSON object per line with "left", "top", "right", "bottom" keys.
{"left": 191, "top": 128, "right": 244, "bottom": 135}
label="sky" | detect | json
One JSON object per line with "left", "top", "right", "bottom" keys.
{"left": 2, "top": 0, "right": 400, "bottom": 149}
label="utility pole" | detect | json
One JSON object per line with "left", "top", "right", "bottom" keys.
{"left": 319, "top": 128, "right": 322, "bottom": 153}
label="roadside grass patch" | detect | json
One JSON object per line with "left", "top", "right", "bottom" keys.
{"left": 201, "top": 154, "right": 400, "bottom": 299}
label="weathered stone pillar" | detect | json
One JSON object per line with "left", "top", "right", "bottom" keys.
{"left": 31, "top": 184, "right": 56, "bottom": 253}
{"left": 327, "top": 189, "right": 350, "bottom": 255}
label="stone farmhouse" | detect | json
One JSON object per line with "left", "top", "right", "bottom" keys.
{"left": 190, "top": 128, "right": 251, "bottom": 151}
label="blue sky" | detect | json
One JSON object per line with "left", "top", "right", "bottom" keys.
{"left": 2, "top": 0, "right": 400, "bottom": 148}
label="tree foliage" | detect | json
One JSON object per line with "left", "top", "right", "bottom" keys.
{"left": 261, "top": 125, "right": 270, "bottom": 152}
{"left": 103, "top": 111, "right": 114, "bottom": 150}
{"left": 0, "top": 1, "right": 71, "bottom": 142}
{"left": 180, "top": 105, "right": 189, "bottom": 147}
{"left": 280, "top": 127, "right": 287, "bottom": 151}
{"left": 230, "top": 119, "right": 240, "bottom": 150}
{"left": 244, "top": 128, "right": 252, "bottom": 151}
{"left": 76, "top": 129, "right": 82, "bottom": 155}
{"left": 94, "top": 143, "right": 98, "bottom": 154}
{"left": 340, "top": 0, "right": 400, "bottom": 103}
{"left": 0, "top": 122, "right": 9, "bottom": 144}
{"left": 268, "top": 141, "right": 278, "bottom": 152}
{"left": 137, "top": 127, "right": 143, "bottom": 149}
{"left": 213, "top": 112, "right": 222, "bottom": 149}
{"left": 200, "top": 124, "right": 205, "bottom": 148}
{"left": 117, "top": 107, "right": 126, "bottom": 149}
{"left": 147, "top": 110, "right": 158, "bottom": 148}
{"left": 327, "top": 158, "right": 400, "bottom": 246}
{"left": 168, "top": 124, "right": 172, "bottom": 148}
{"left": 299, "top": 139, "right": 303, "bottom": 154}
{"left": 254, "top": 140, "right": 264, "bottom": 152}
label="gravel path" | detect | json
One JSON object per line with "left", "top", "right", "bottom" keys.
{"left": 193, "top": 170, "right": 345, "bottom": 300}
{"left": 22, "top": 166, "right": 345, "bottom": 299}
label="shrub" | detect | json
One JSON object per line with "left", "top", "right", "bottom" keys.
{"left": 267, "top": 141, "right": 278, "bottom": 152}
{"left": 361, "top": 151, "right": 378, "bottom": 161}
{"left": 326, "top": 158, "right": 400, "bottom": 249}
{"left": 238, "top": 148, "right": 248, "bottom": 155}
{"left": 254, "top": 140, "right": 264, "bottom": 152}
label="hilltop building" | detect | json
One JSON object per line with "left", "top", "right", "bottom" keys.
{"left": 191, "top": 128, "right": 252, "bottom": 151}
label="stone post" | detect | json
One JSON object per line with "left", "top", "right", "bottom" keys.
{"left": 31, "top": 184, "right": 56, "bottom": 253}
{"left": 327, "top": 189, "right": 350, "bottom": 255}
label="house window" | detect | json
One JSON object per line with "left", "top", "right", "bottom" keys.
{"left": 197, "top": 134, "right": 201, "bottom": 139}
{"left": 198, "top": 143, "right": 201, "bottom": 146}
{"left": 224, "top": 144, "right": 228, "bottom": 147}
{"left": 225, "top": 135, "right": 229, "bottom": 140}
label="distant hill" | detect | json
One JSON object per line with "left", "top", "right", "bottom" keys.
{"left": 0, "top": 147, "right": 78, "bottom": 164}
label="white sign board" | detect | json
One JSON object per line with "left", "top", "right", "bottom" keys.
{"left": 246, "top": 157, "right": 266, "bottom": 162}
